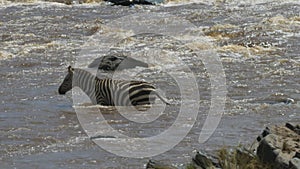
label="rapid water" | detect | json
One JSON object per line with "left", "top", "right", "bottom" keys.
{"left": 0, "top": 1, "right": 299, "bottom": 168}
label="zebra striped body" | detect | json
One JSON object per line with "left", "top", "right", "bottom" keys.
{"left": 58, "top": 66, "right": 169, "bottom": 106}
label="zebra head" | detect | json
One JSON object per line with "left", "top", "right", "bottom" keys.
{"left": 58, "top": 66, "right": 74, "bottom": 95}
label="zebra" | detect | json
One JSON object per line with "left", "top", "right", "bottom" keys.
{"left": 58, "top": 66, "right": 170, "bottom": 106}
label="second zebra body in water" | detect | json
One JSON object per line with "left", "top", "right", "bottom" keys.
{"left": 58, "top": 66, "right": 170, "bottom": 106}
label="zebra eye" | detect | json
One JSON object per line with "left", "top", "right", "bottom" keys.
{"left": 108, "top": 56, "right": 118, "bottom": 61}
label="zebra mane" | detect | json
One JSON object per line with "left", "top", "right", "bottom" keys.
{"left": 72, "top": 67, "right": 97, "bottom": 80}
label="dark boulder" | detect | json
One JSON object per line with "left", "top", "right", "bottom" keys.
{"left": 192, "top": 151, "right": 220, "bottom": 169}
{"left": 251, "top": 93, "right": 296, "bottom": 105}
{"left": 289, "top": 157, "right": 300, "bottom": 169}
{"left": 146, "top": 160, "right": 177, "bottom": 169}
{"left": 88, "top": 54, "right": 148, "bottom": 71}
{"left": 256, "top": 123, "right": 300, "bottom": 169}
{"left": 256, "top": 127, "right": 271, "bottom": 142}
{"left": 286, "top": 123, "right": 300, "bottom": 135}
{"left": 104, "top": 0, "right": 164, "bottom": 6}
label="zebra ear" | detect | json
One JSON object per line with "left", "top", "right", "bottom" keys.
{"left": 68, "top": 66, "right": 74, "bottom": 72}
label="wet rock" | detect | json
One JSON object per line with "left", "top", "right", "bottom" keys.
{"left": 256, "top": 97, "right": 295, "bottom": 105}
{"left": 256, "top": 127, "right": 271, "bottom": 142}
{"left": 90, "top": 135, "right": 116, "bottom": 140}
{"left": 290, "top": 158, "right": 300, "bottom": 169}
{"left": 146, "top": 160, "right": 177, "bottom": 169}
{"left": 256, "top": 134, "right": 278, "bottom": 163}
{"left": 283, "top": 98, "right": 295, "bottom": 104}
{"left": 88, "top": 54, "right": 148, "bottom": 71}
{"left": 295, "top": 152, "right": 300, "bottom": 159}
{"left": 256, "top": 123, "right": 300, "bottom": 169}
{"left": 286, "top": 123, "right": 300, "bottom": 135}
{"left": 104, "top": 0, "right": 164, "bottom": 6}
{"left": 251, "top": 93, "right": 296, "bottom": 105}
{"left": 192, "top": 151, "right": 220, "bottom": 169}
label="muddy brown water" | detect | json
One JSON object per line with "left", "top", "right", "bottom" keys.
{"left": 0, "top": 1, "right": 299, "bottom": 168}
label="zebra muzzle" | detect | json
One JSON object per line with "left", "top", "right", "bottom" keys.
{"left": 58, "top": 88, "right": 66, "bottom": 95}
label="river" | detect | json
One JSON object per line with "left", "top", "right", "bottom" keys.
{"left": 0, "top": 0, "right": 299, "bottom": 168}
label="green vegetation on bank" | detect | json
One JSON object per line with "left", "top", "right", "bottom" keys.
{"left": 216, "top": 146, "right": 272, "bottom": 169}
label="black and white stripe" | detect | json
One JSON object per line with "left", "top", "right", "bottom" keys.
{"left": 58, "top": 66, "right": 170, "bottom": 106}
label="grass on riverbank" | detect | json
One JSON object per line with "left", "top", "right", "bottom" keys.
{"left": 217, "top": 147, "right": 272, "bottom": 169}
{"left": 185, "top": 146, "right": 272, "bottom": 169}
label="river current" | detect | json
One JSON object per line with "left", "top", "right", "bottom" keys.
{"left": 0, "top": 0, "right": 299, "bottom": 168}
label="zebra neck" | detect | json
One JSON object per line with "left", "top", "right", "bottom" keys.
{"left": 74, "top": 70, "right": 98, "bottom": 104}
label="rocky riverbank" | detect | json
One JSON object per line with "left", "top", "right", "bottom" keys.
{"left": 146, "top": 123, "right": 300, "bottom": 169}
{"left": 256, "top": 123, "right": 300, "bottom": 169}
